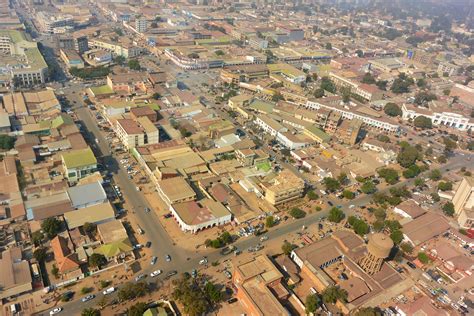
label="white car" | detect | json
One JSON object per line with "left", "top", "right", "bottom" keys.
{"left": 102, "top": 287, "right": 115, "bottom": 295}
{"left": 150, "top": 270, "right": 162, "bottom": 277}
{"left": 49, "top": 307, "right": 62, "bottom": 315}
{"left": 199, "top": 258, "right": 208, "bottom": 265}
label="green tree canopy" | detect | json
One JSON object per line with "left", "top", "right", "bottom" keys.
{"left": 414, "top": 116, "right": 432, "bottom": 129}
{"left": 328, "top": 207, "right": 345, "bottom": 223}
{"left": 384, "top": 103, "right": 402, "bottom": 117}
{"left": 322, "top": 286, "right": 348, "bottom": 304}
{"left": 289, "top": 208, "right": 306, "bottom": 219}
{"left": 265, "top": 216, "right": 275, "bottom": 228}
{"left": 41, "top": 217, "right": 62, "bottom": 239}
{"left": 378, "top": 168, "right": 399, "bottom": 185}
{"left": 88, "top": 253, "right": 107, "bottom": 269}
{"left": 361, "top": 180, "right": 377, "bottom": 194}
{"left": 81, "top": 308, "right": 101, "bottom": 316}
{"left": 323, "top": 177, "right": 340, "bottom": 192}
{"left": 0, "top": 135, "right": 15, "bottom": 149}
{"left": 442, "top": 202, "right": 455, "bottom": 216}
{"left": 305, "top": 294, "right": 322, "bottom": 313}
{"left": 282, "top": 241, "right": 297, "bottom": 255}
{"left": 320, "top": 77, "right": 336, "bottom": 93}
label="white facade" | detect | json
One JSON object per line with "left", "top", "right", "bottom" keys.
{"left": 401, "top": 104, "right": 474, "bottom": 132}
{"left": 306, "top": 100, "right": 400, "bottom": 133}
{"left": 169, "top": 203, "right": 232, "bottom": 234}
{"left": 135, "top": 18, "right": 147, "bottom": 33}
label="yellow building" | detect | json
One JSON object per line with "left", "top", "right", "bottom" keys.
{"left": 260, "top": 170, "right": 305, "bottom": 205}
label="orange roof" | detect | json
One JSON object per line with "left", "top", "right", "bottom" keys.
{"left": 50, "top": 236, "right": 79, "bottom": 273}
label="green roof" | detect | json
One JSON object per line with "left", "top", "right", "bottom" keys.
{"left": 0, "top": 30, "right": 47, "bottom": 70}
{"left": 256, "top": 161, "right": 271, "bottom": 172}
{"left": 0, "top": 30, "right": 26, "bottom": 43}
{"left": 143, "top": 307, "right": 167, "bottom": 316}
{"left": 51, "top": 114, "right": 74, "bottom": 129}
{"left": 96, "top": 238, "right": 133, "bottom": 258}
{"left": 305, "top": 125, "right": 331, "bottom": 143}
{"left": 90, "top": 85, "right": 114, "bottom": 95}
{"left": 249, "top": 99, "right": 275, "bottom": 114}
{"left": 137, "top": 102, "right": 161, "bottom": 110}
{"left": 62, "top": 148, "right": 97, "bottom": 169}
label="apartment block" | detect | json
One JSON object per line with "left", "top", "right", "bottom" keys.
{"left": 115, "top": 116, "right": 159, "bottom": 149}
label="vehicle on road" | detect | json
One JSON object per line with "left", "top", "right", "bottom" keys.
{"left": 163, "top": 213, "right": 173, "bottom": 219}
{"left": 151, "top": 256, "right": 157, "bottom": 265}
{"left": 150, "top": 270, "right": 162, "bottom": 277}
{"left": 199, "top": 258, "right": 208, "bottom": 265}
{"left": 135, "top": 273, "right": 146, "bottom": 281}
{"left": 260, "top": 235, "right": 268, "bottom": 242}
{"left": 227, "top": 298, "right": 238, "bottom": 304}
{"left": 407, "top": 262, "right": 417, "bottom": 269}
{"left": 191, "top": 269, "right": 197, "bottom": 278}
{"left": 145, "top": 241, "right": 152, "bottom": 248}
{"left": 165, "top": 254, "right": 171, "bottom": 262}
{"left": 223, "top": 270, "right": 232, "bottom": 279}
{"left": 49, "top": 307, "right": 62, "bottom": 315}
{"left": 103, "top": 287, "right": 115, "bottom": 295}
{"left": 81, "top": 294, "right": 95, "bottom": 302}
{"left": 144, "top": 207, "right": 150, "bottom": 213}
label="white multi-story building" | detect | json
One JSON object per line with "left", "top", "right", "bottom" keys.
{"left": 0, "top": 30, "right": 48, "bottom": 86}
{"left": 135, "top": 18, "right": 147, "bottom": 33}
{"left": 401, "top": 104, "right": 474, "bottom": 132}
{"left": 305, "top": 99, "right": 400, "bottom": 133}
{"left": 37, "top": 12, "right": 74, "bottom": 34}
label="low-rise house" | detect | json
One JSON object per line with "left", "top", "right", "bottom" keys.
{"left": 402, "top": 212, "right": 450, "bottom": 246}
{"left": 157, "top": 176, "right": 197, "bottom": 206}
{"left": 64, "top": 202, "right": 115, "bottom": 230}
{"left": 61, "top": 148, "right": 97, "bottom": 183}
{"left": 0, "top": 247, "right": 32, "bottom": 299}
{"left": 50, "top": 235, "right": 81, "bottom": 276}
{"left": 170, "top": 198, "right": 232, "bottom": 233}
{"left": 393, "top": 200, "right": 427, "bottom": 220}
{"left": 67, "top": 181, "right": 107, "bottom": 209}
{"left": 259, "top": 170, "right": 305, "bottom": 206}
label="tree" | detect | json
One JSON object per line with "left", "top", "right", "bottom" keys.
{"left": 397, "top": 145, "right": 420, "bottom": 168}
{"left": 390, "top": 230, "right": 404, "bottom": 244}
{"left": 41, "top": 217, "right": 61, "bottom": 239}
{"left": 417, "top": 252, "right": 430, "bottom": 264}
{"left": 33, "top": 247, "right": 47, "bottom": 262}
{"left": 323, "top": 177, "right": 340, "bottom": 192}
{"left": 322, "top": 286, "right": 348, "bottom": 304}
{"left": 96, "top": 296, "right": 108, "bottom": 309}
{"left": 219, "top": 231, "right": 233, "bottom": 244}
{"left": 438, "top": 181, "right": 453, "bottom": 191}
{"left": 342, "top": 190, "right": 355, "bottom": 199}
{"left": 354, "top": 307, "right": 383, "bottom": 316}
{"left": 378, "top": 168, "right": 399, "bottom": 185}
{"left": 416, "top": 78, "right": 427, "bottom": 88}
{"left": 361, "top": 180, "right": 377, "bottom": 194}
{"left": 127, "top": 303, "right": 147, "bottom": 316}
{"left": 305, "top": 293, "right": 322, "bottom": 314}
{"left": 320, "top": 77, "right": 336, "bottom": 93}
{"left": 337, "top": 172, "right": 348, "bottom": 185}
{"left": 429, "top": 169, "right": 442, "bottom": 181}
{"left": 431, "top": 192, "right": 441, "bottom": 202}
{"left": 83, "top": 222, "right": 97, "bottom": 235}
{"left": 377, "top": 134, "right": 390, "bottom": 143}
{"left": 361, "top": 73, "right": 376, "bottom": 84}
{"left": 325, "top": 43, "right": 332, "bottom": 50}
{"left": 51, "top": 264, "right": 59, "bottom": 278}
{"left": 391, "top": 77, "right": 412, "bottom": 94}
{"left": 113, "top": 55, "right": 125, "bottom": 65}
{"left": 414, "top": 91, "right": 437, "bottom": 105}
{"left": 289, "top": 208, "right": 306, "bottom": 219}
{"left": 349, "top": 217, "right": 369, "bottom": 236}
{"left": 0, "top": 135, "right": 15, "bottom": 149}
{"left": 400, "top": 242, "right": 414, "bottom": 254}
{"left": 271, "top": 92, "right": 284, "bottom": 102}
{"left": 328, "top": 207, "right": 345, "bottom": 223}
{"left": 414, "top": 116, "right": 432, "bottom": 129}
{"left": 374, "top": 208, "right": 387, "bottom": 221}
{"left": 88, "top": 253, "right": 107, "bottom": 269}
{"left": 265, "top": 216, "right": 275, "bottom": 228}
{"left": 128, "top": 59, "right": 141, "bottom": 70}
{"left": 172, "top": 276, "right": 212, "bottom": 316}
{"left": 376, "top": 80, "right": 388, "bottom": 90}
{"left": 414, "top": 177, "right": 424, "bottom": 187}
{"left": 152, "top": 92, "right": 161, "bottom": 99}
{"left": 442, "top": 202, "right": 455, "bottom": 217}
{"left": 313, "top": 88, "right": 325, "bottom": 98}
{"left": 282, "top": 241, "right": 297, "bottom": 256}
{"left": 306, "top": 190, "right": 319, "bottom": 200}
{"left": 204, "top": 282, "right": 223, "bottom": 303}
{"left": 403, "top": 164, "right": 421, "bottom": 178}
{"left": 81, "top": 308, "right": 100, "bottom": 316}
{"left": 31, "top": 231, "right": 44, "bottom": 246}
{"left": 384, "top": 103, "right": 402, "bottom": 117}
{"left": 215, "top": 50, "right": 225, "bottom": 56}
{"left": 355, "top": 49, "right": 364, "bottom": 57}
{"left": 118, "top": 282, "right": 148, "bottom": 302}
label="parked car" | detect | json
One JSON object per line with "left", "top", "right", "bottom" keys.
{"left": 81, "top": 294, "right": 95, "bottom": 302}
{"left": 199, "top": 258, "right": 208, "bottom": 265}
{"left": 166, "top": 270, "right": 177, "bottom": 278}
{"left": 223, "top": 270, "right": 232, "bottom": 279}
{"left": 49, "top": 307, "right": 62, "bottom": 315}
{"left": 135, "top": 274, "right": 146, "bottom": 281}
{"left": 165, "top": 254, "right": 171, "bottom": 262}
{"left": 407, "top": 262, "right": 417, "bottom": 269}
{"left": 150, "top": 270, "right": 162, "bottom": 277}
{"left": 151, "top": 256, "right": 157, "bottom": 265}
{"left": 102, "top": 287, "right": 115, "bottom": 295}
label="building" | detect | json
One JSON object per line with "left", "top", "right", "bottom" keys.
{"left": 61, "top": 148, "right": 97, "bottom": 183}
{"left": 401, "top": 103, "right": 474, "bottom": 132}
{"left": 402, "top": 212, "right": 450, "bottom": 246}
{"left": 0, "top": 247, "right": 32, "bottom": 300}
{"left": 64, "top": 201, "right": 115, "bottom": 229}
{"left": 135, "top": 17, "right": 147, "bottom": 33}
{"left": 369, "top": 58, "right": 404, "bottom": 72}
{"left": 115, "top": 116, "right": 158, "bottom": 149}
{"left": 306, "top": 99, "right": 400, "bottom": 133}
{"left": 50, "top": 235, "right": 81, "bottom": 275}
{"left": 157, "top": 176, "right": 197, "bottom": 206}
{"left": 260, "top": 170, "right": 305, "bottom": 205}
{"left": 329, "top": 72, "right": 383, "bottom": 102}
{"left": 170, "top": 198, "right": 232, "bottom": 233}
{"left": 0, "top": 30, "right": 48, "bottom": 86}
{"left": 60, "top": 49, "right": 84, "bottom": 69}
{"left": 232, "top": 255, "right": 291, "bottom": 316}
{"left": 393, "top": 200, "right": 427, "bottom": 219}
{"left": 36, "top": 12, "right": 74, "bottom": 33}
{"left": 358, "top": 233, "right": 393, "bottom": 275}
{"left": 66, "top": 181, "right": 107, "bottom": 209}
{"left": 58, "top": 35, "right": 89, "bottom": 54}
{"left": 248, "top": 36, "right": 269, "bottom": 50}
{"left": 96, "top": 220, "right": 134, "bottom": 262}
{"left": 89, "top": 38, "right": 141, "bottom": 58}
{"left": 437, "top": 62, "right": 461, "bottom": 76}
{"left": 452, "top": 177, "right": 474, "bottom": 229}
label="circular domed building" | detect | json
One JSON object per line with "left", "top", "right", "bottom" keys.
{"left": 358, "top": 233, "right": 394, "bottom": 275}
